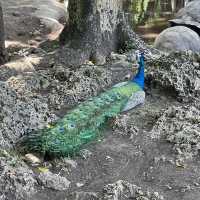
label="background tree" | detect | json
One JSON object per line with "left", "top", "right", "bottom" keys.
{"left": 0, "top": 1, "right": 6, "bottom": 65}
{"left": 59, "top": 0, "right": 143, "bottom": 66}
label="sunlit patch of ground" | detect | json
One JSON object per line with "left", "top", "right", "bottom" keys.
{"left": 2, "top": 0, "right": 66, "bottom": 50}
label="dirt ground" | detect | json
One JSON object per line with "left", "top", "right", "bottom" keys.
{"left": 2, "top": 0, "right": 66, "bottom": 49}
{"left": 1, "top": 1, "right": 200, "bottom": 200}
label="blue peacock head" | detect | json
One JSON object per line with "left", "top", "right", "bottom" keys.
{"left": 136, "top": 50, "right": 145, "bottom": 65}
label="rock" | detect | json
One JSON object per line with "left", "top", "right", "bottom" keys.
{"left": 37, "top": 171, "right": 70, "bottom": 191}
{"left": 32, "top": 30, "right": 40, "bottom": 36}
{"left": 109, "top": 61, "right": 133, "bottom": 84}
{"left": 48, "top": 64, "right": 113, "bottom": 108}
{"left": 63, "top": 159, "right": 77, "bottom": 168}
{"left": 151, "top": 104, "right": 200, "bottom": 159}
{"left": 12, "top": 12, "right": 20, "bottom": 17}
{"left": 24, "top": 153, "right": 42, "bottom": 165}
{"left": 76, "top": 182, "right": 85, "bottom": 188}
{"left": 33, "top": 0, "right": 67, "bottom": 34}
{"left": 155, "top": 0, "right": 200, "bottom": 53}
{"left": 0, "top": 152, "right": 36, "bottom": 200}
{"left": 0, "top": 65, "right": 18, "bottom": 81}
{"left": 147, "top": 51, "right": 200, "bottom": 102}
{"left": 37, "top": 167, "right": 49, "bottom": 173}
{"left": 0, "top": 166, "right": 36, "bottom": 200}
{"left": 102, "top": 180, "right": 164, "bottom": 200}
{"left": 90, "top": 52, "right": 106, "bottom": 65}
{"left": 80, "top": 149, "right": 92, "bottom": 159}
{"left": 154, "top": 26, "right": 200, "bottom": 53}
{"left": 169, "top": 0, "right": 200, "bottom": 35}
{"left": 67, "top": 191, "right": 99, "bottom": 200}
{"left": 113, "top": 114, "right": 139, "bottom": 137}
{"left": 165, "top": 185, "right": 173, "bottom": 190}
{"left": 64, "top": 0, "right": 68, "bottom": 11}
{"left": 110, "top": 52, "right": 128, "bottom": 61}
{"left": 103, "top": 180, "right": 140, "bottom": 199}
{"left": 84, "top": 60, "right": 95, "bottom": 65}
{"left": 54, "top": 65, "right": 70, "bottom": 82}
{"left": 0, "top": 81, "right": 56, "bottom": 149}
{"left": 111, "top": 61, "right": 132, "bottom": 69}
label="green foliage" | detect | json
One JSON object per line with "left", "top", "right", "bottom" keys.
{"left": 20, "top": 82, "right": 142, "bottom": 157}
{"left": 131, "top": 0, "right": 150, "bottom": 26}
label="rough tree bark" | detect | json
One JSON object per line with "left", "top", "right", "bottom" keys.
{"left": 0, "top": 2, "right": 6, "bottom": 65}
{"left": 59, "top": 0, "right": 141, "bottom": 66}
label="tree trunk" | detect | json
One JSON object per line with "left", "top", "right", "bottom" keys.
{"left": 59, "top": 0, "right": 142, "bottom": 66}
{"left": 0, "top": 2, "right": 6, "bottom": 65}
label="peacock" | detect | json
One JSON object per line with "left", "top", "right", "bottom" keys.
{"left": 19, "top": 51, "right": 145, "bottom": 157}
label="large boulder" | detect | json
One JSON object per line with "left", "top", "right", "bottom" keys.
{"left": 154, "top": 26, "right": 200, "bottom": 52}
{"left": 170, "top": 0, "right": 200, "bottom": 35}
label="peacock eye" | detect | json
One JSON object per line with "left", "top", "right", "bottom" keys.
{"left": 68, "top": 123, "right": 76, "bottom": 129}
{"left": 59, "top": 127, "right": 65, "bottom": 133}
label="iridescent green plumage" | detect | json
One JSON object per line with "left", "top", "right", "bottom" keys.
{"left": 20, "top": 81, "right": 142, "bottom": 156}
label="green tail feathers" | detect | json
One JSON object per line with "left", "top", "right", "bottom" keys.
{"left": 20, "top": 82, "right": 142, "bottom": 156}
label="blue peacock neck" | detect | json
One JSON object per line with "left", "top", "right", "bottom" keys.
{"left": 132, "top": 53, "right": 145, "bottom": 89}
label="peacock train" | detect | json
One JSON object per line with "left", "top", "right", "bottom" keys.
{"left": 19, "top": 51, "right": 145, "bottom": 157}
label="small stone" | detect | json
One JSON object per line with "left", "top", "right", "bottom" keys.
{"left": 76, "top": 182, "right": 85, "bottom": 188}
{"left": 33, "top": 30, "right": 40, "bottom": 36}
{"left": 160, "top": 195, "right": 164, "bottom": 200}
{"left": 12, "top": 12, "right": 20, "bottom": 17}
{"left": 85, "top": 60, "right": 94, "bottom": 65}
{"left": 193, "top": 62, "right": 199, "bottom": 67}
{"left": 125, "top": 74, "right": 131, "bottom": 80}
{"left": 136, "top": 189, "right": 144, "bottom": 196}
{"left": 110, "top": 52, "right": 127, "bottom": 61}
{"left": 138, "top": 197, "right": 148, "bottom": 200}
{"left": 176, "top": 147, "right": 183, "bottom": 155}
{"left": 152, "top": 192, "right": 159, "bottom": 198}
{"left": 80, "top": 149, "right": 92, "bottom": 159}
{"left": 38, "top": 167, "right": 49, "bottom": 173}
{"left": 35, "top": 36, "right": 43, "bottom": 42}
{"left": 167, "top": 159, "right": 175, "bottom": 165}
{"left": 24, "top": 153, "right": 42, "bottom": 165}
{"left": 180, "top": 185, "right": 191, "bottom": 193}
{"left": 154, "top": 157, "right": 160, "bottom": 164}
{"left": 194, "top": 182, "right": 199, "bottom": 186}
{"left": 111, "top": 61, "right": 132, "bottom": 69}
{"left": 40, "top": 23, "right": 45, "bottom": 27}
{"left": 63, "top": 159, "right": 77, "bottom": 168}
{"left": 106, "top": 156, "right": 113, "bottom": 162}
{"left": 17, "top": 31, "right": 26, "bottom": 36}
{"left": 175, "top": 159, "right": 185, "bottom": 168}
{"left": 94, "top": 54, "right": 106, "bottom": 65}
{"left": 38, "top": 171, "right": 71, "bottom": 191}
{"left": 165, "top": 184, "right": 172, "bottom": 190}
